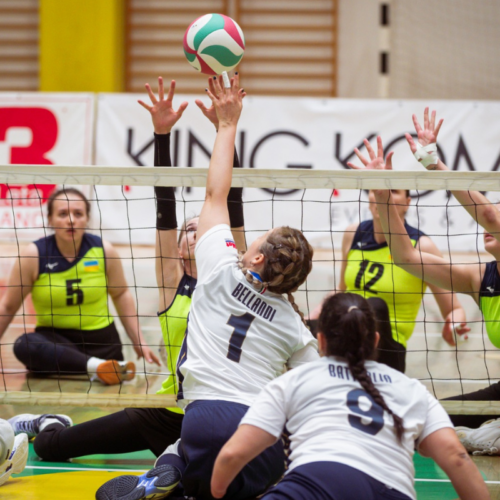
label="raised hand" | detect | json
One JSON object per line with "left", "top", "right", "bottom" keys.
{"left": 347, "top": 136, "right": 394, "bottom": 171}
{"left": 406, "top": 107, "right": 443, "bottom": 149}
{"left": 196, "top": 74, "right": 246, "bottom": 129}
{"left": 138, "top": 77, "right": 188, "bottom": 135}
{"left": 204, "top": 74, "right": 246, "bottom": 128}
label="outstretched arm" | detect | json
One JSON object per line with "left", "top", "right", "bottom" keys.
{"left": 419, "top": 428, "right": 490, "bottom": 500}
{"left": 139, "top": 77, "right": 188, "bottom": 311}
{"left": 197, "top": 75, "right": 246, "bottom": 241}
{"left": 348, "top": 137, "right": 480, "bottom": 298}
{"left": 195, "top": 90, "right": 246, "bottom": 252}
{"left": 407, "top": 108, "right": 500, "bottom": 239}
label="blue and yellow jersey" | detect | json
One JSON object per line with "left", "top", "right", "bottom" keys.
{"left": 479, "top": 261, "right": 500, "bottom": 349}
{"left": 156, "top": 273, "right": 197, "bottom": 413}
{"left": 31, "top": 233, "right": 113, "bottom": 331}
{"left": 344, "top": 220, "right": 427, "bottom": 347}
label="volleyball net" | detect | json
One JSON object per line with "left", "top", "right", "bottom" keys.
{"left": 0, "top": 165, "right": 500, "bottom": 413}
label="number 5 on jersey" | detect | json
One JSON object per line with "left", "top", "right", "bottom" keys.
{"left": 226, "top": 313, "right": 255, "bottom": 363}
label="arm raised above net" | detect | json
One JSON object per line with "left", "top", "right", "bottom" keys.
{"left": 348, "top": 136, "right": 480, "bottom": 297}
{"left": 407, "top": 107, "right": 500, "bottom": 239}
{"left": 197, "top": 75, "right": 246, "bottom": 241}
{"left": 139, "top": 77, "right": 188, "bottom": 310}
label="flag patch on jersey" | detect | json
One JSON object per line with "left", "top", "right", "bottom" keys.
{"left": 225, "top": 239, "right": 236, "bottom": 248}
{"left": 84, "top": 260, "right": 100, "bottom": 272}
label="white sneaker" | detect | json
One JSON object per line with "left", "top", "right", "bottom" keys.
{"left": 8, "top": 414, "right": 72, "bottom": 439}
{"left": 0, "top": 433, "right": 29, "bottom": 486}
{"left": 456, "top": 418, "right": 500, "bottom": 455}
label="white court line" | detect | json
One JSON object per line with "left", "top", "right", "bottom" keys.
{"left": 22, "top": 466, "right": 500, "bottom": 484}
{"left": 25, "top": 465, "right": 148, "bottom": 473}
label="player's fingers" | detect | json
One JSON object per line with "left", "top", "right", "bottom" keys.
{"left": 412, "top": 114, "right": 423, "bottom": 135}
{"left": 364, "top": 138, "right": 376, "bottom": 160}
{"left": 423, "top": 107, "right": 429, "bottom": 130}
{"left": 434, "top": 118, "right": 444, "bottom": 137}
{"left": 430, "top": 109, "right": 436, "bottom": 130}
{"left": 158, "top": 76, "right": 165, "bottom": 101}
{"left": 176, "top": 101, "right": 189, "bottom": 117}
{"left": 137, "top": 100, "right": 152, "bottom": 112}
{"left": 385, "top": 151, "right": 394, "bottom": 170}
{"left": 166, "top": 79, "right": 176, "bottom": 102}
{"left": 205, "top": 87, "right": 217, "bottom": 103}
{"left": 145, "top": 83, "right": 158, "bottom": 104}
{"left": 376, "top": 136, "right": 384, "bottom": 159}
{"left": 354, "top": 148, "right": 369, "bottom": 166}
{"left": 194, "top": 99, "right": 208, "bottom": 113}
{"left": 405, "top": 133, "right": 417, "bottom": 153}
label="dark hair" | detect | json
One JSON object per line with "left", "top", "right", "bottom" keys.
{"left": 239, "top": 226, "right": 313, "bottom": 325}
{"left": 405, "top": 189, "right": 410, "bottom": 198}
{"left": 318, "top": 293, "right": 404, "bottom": 442}
{"left": 47, "top": 188, "right": 90, "bottom": 217}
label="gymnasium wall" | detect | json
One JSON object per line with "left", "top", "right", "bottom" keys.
{"left": 2, "top": 0, "right": 500, "bottom": 99}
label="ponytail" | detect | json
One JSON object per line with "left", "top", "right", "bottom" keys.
{"left": 319, "top": 293, "right": 405, "bottom": 442}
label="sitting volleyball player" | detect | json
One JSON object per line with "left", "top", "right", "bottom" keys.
{"left": 348, "top": 109, "right": 500, "bottom": 456}
{"left": 211, "top": 293, "right": 489, "bottom": 500}
{"left": 0, "top": 419, "right": 28, "bottom": 487}
{"left": 96, "top": 74, "right": 318, "bottom": 500}
{"left": 309, "top": 186, "right": 468, "bottom": 373}
{"left": 9, "top": 78, "right": 248, "bottom": 463}
{"left": 0, "top": 188, "right": 158, "bottom": 385}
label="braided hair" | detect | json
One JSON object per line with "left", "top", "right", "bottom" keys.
{"left": 238, "top": 226, "right": 313, "bottom": 325}
{"left": 318, "top": 293, "right": 405, "bottom": 442}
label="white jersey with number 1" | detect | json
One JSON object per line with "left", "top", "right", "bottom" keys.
{"left": 177, "top": 224, "right": 319, "bottom": 408}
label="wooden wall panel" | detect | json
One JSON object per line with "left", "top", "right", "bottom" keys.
{"left": 125, "top": 0, "right": 337, "bottom": 96}
{"left": 0, "top": 0, "right": 39, "bottom": 91}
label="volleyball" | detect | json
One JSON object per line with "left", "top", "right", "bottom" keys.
{"left": 0, "top": 419, "right": 14, "bottom": 466}
{"left": 183, "top": 13, "right": 245, "bottom": 75}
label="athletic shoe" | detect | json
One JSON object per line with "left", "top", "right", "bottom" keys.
{"left": 95, "top": 464, "right": 181, "bottom": 500}
{"left": 96, "top": 360, "right": 136, "bottom": 386}
{"left": 0, "top": 433, "right": 29, "bottom": 486}
{"left": 456, "top": 418, "right": 500, "bottom": 455}
{"left": 8, "top": 414, "right": 73, "bottom": 439}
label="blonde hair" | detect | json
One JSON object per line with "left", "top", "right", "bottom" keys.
{"left": 238, "top": 226, "right": 313, "bottom": 325}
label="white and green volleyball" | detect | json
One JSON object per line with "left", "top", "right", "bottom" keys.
{"left": 183, "top": 14, "right": 245, "bottom": 75}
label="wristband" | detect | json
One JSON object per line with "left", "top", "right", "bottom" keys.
{"left": 228, "top": 148, "right": 244, "bottom": 228}
{"left": 414, "top": 142, "right": 439, "bottom": 169}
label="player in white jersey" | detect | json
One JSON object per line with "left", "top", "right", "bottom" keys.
{"left": 96, "top": 75, "right": 318, "bottom": 500}
{"left": 211, "top": 292, "right": 489, "bottom": 500}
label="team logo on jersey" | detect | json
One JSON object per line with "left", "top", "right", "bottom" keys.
{"left": 225, "top": 239, "right": 236, "bottom": 249}
{"left": 84, "top": 260, "right": 100, "bottom": 272}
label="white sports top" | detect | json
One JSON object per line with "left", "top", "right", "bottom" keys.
{"left": 177, "top": 224, "right": 319, "bottom": 408}
{"left": 241, "top": 356, "right": 453, "bottom": 500}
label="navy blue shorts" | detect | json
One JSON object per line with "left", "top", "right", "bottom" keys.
{"left": 181, "top": 400, "right": 285, "bottom": 500}
{"left": 262, "top": 462, "right": 412, "bottom": 500}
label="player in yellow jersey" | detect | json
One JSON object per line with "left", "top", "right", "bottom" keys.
{"left": 0, "top": 187, "right": 159, "bottom": 385}
{"left": 15, "top": 78, "right": 248, "bottom": 464}
{"left": 311, "top": 185, "right": 468, "bottom": 373}
{"left": 350, "top": 108, "right": 500, "bottom": 452}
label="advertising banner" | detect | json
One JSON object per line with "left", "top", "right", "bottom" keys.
{"left": 95, "top": 93, "right": 500, "bottom": 252}
{"left": 0, "top": 93, "right": 95, "bottom": 241}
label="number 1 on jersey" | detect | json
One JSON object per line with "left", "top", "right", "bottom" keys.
{"left": 226, "top": 313, "right": 255, "bottom": 363}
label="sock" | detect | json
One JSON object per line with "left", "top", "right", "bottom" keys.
{"left": 86, "top": 356, "right": 106, "bottom": 374}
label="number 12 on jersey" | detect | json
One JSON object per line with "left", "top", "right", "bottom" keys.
{"left": 226, "top": 313, "right": 255, "bottom": 363}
